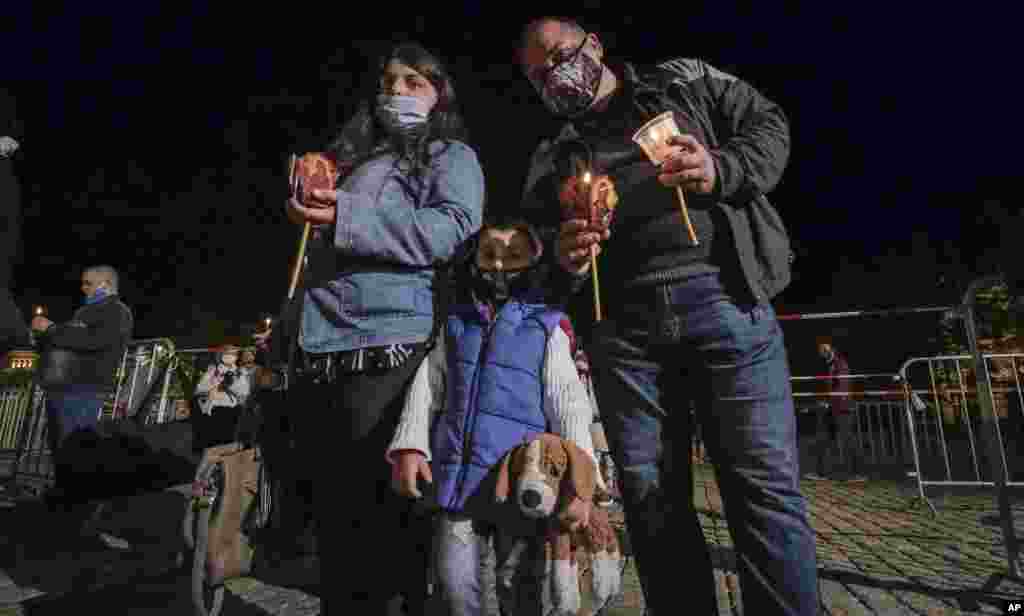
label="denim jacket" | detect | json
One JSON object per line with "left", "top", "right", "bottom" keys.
{"left": 299, "top": 139, "right": 484, "bottom": 353}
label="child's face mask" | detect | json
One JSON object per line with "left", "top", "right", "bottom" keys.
{"left": 473, "top": 227, "right": 539, "bottom": 304}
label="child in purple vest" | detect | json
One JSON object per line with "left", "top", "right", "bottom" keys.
{"left": 388, "top": 218, "right": 602, "bottom": 616}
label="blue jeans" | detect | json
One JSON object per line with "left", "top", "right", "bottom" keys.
{"left": 435, "top": 511, "right": 554, "bottom": 616}
{"left": 44, "top": 388, "right": 107, "bottom": 495}
{"left": 589, "top": 273, "right": 818, "bottom": 616}
{"left": 45, "top": 388, "right": 105, "bottom": 449}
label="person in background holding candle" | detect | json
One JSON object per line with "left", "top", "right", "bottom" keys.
{"left": 515, "top": 16, "right": 815, "bottom": 616}
{"left": 191, "top": 344, "right": 252, "bottom": 450}
{"left": 31, "top": 266, "right": 133, "bottom": 516}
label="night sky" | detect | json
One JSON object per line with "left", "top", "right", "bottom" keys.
{"left": 1, "top": 4, "right": 1016, "bottom": 368}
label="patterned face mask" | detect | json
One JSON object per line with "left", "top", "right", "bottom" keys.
{"left": 538, "top": 43, "right": 604, "bottom": 118}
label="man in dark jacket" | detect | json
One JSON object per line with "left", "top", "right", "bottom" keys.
{"left": 516, "top": 17, "right": 817, "bottom": 616}
{"left": 32, "top": 265, "right": 133, "bottom": 506}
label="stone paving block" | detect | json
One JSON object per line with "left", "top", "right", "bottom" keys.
{"left": 843, "top": 581, "right": 916, "bottom": 614}
{"left": 819, "top": 578, "right": 871, "bottom": 616}
{"left": 889, "top": 587, "right": 961, "bottom": 615}
{"left": 8, "top": 468, "right": 1024, "bottom": 615}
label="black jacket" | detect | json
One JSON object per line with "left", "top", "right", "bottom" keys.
{"left": 521, "top": 57, "right": 794, "bottom": 306}
{"left": 40, "top": 295, "right": 134, "bottom": 391}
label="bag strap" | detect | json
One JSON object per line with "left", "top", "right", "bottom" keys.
{"left": 425, "top": 261, "right": 453, "bottom": 353}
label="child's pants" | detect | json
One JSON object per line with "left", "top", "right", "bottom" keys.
{"left": 435, "top": 511, "right": 554, "bottom": 616}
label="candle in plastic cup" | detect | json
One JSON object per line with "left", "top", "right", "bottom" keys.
{"left": 632, "top": 111, "right": 681, "bottom": 166}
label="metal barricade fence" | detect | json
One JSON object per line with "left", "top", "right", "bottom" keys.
{"left": 109, "top": 338, "right": 177, "bottom": 424}
{"left": 790, "top": 373, "right": 909, "bottom": 473}
{"left": 3, "top": 338, "right": 178, "bottom": 489}
{"left": 896, "top": 353, "right": 1024, "bottom": 489}
{"left": 0, "top": 385, "right": 34, "bottom": 451}
{"left": 890, "top": 275, "right": 1023, "bottom": 580}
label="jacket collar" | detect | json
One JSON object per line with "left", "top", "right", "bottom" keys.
{"left": 457, "top": 291, "right": 546, "bottom": 326}
{"left": 561, "top": 59, "right": 675, "bottom": 137}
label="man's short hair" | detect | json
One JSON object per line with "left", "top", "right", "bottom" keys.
{"left": 84, "top": 265, "right": 119, "bottom": 293}
{"left": 517, "top": 16, "right": 588, "bottom": 67}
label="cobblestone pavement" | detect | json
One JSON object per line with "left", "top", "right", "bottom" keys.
{"left": 5, "top": 468, "right": 1024, "bottom": 615}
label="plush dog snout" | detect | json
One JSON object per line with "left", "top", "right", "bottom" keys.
{"left": 521, "top": 488, "right": 542, "bottom": 509}
{"left": 517, "top": 479, "right": 556, "bottom": 518}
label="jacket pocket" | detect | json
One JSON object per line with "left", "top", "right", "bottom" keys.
{"left": 343, "top": 272, "right": 421, "bottom": 320}
{"left": 748, "top": 195, "right": 793, "bottom": 297}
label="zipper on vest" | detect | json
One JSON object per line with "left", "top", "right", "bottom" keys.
{"left": 453, "top": 315, "right": 498, "bottom": 507}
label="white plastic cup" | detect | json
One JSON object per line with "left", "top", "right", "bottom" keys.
{"left": 632, "top": 111, "right": 682, "bottom": 166}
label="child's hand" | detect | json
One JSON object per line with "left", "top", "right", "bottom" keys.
{"left": 391, "top": 450, "right": 432, "bottom": 499}
{"left": 562, "top": 495, "right": 592, "bottom": 532}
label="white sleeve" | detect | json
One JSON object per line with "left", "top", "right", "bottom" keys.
{"left": 387, "top": 338, "right": 446, "bottom": 463}
{"left": 542, "top": 327, "right": 598, "bottom": 467}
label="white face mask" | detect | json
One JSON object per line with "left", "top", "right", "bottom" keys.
{"left": 375, "top": 94, "right": 431, "bottom": 130}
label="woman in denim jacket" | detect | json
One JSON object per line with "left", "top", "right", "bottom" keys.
{"left": 284, "top": 42, "right": 484, "bottom": 616}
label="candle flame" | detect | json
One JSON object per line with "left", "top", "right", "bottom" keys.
{"left": 582, "top": 171, "right": 592, "bottom": 184}
{"left": 34, "top": 306, "right": 43, "bottom": 315}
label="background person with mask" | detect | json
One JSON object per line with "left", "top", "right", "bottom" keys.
{"left": 809, "top": 337, "right": 864, "bottom": 481}
{"left": 31, "top": 265, "right": 134, "bottom": 510}
{"left": 191, "top": 344, "right": 252, "bottom": 450}
{"left": 282, "top": 42, "right": 483, "bottom": 616}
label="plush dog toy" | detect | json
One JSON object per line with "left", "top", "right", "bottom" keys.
{"left": 495, "top": 433, "right": 623, "bottom": 615}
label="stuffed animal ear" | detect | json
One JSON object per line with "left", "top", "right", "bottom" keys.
{"left": 561, "top": 439, "right": 597, "bottom": 505}
{"left": 495, "top": 445, "right": 521, "bottom": 503}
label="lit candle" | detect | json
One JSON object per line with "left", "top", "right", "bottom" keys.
{"left": 579, "top": 168, "right": 602, "bottom": 322}
{"left": 34, "top": 305, "right": 45, "bottom": 316}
